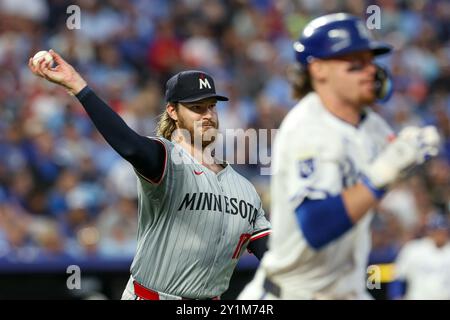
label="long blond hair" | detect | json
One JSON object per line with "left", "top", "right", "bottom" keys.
{"left": 156, "top": 103, "right": 178, "bottom": 140}
{"left": 286, "top": 63, "right": 312, "bottom": 100}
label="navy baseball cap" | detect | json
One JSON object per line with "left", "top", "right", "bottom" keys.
{"left": 165, "top": 70, "right": 229, "bottom": 103}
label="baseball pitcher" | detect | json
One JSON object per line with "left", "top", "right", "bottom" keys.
{"left": 29, "top": 52, "right": 271, "bottom": 300}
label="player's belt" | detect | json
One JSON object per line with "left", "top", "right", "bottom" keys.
{"left": 263, "top": 277, "right": 281, "bottom": 298}
{"left": 133, "top": 280, "right": 220, "bottom": 300}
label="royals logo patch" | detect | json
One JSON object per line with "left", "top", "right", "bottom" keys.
{"left": 298, "top": 158, "right": 315, "bottom": 178}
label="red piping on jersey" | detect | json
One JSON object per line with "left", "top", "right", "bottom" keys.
{"left": 232, "top": 233, "right": 251, "bottom": 259}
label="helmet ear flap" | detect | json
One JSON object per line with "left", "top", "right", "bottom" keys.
{"left": 374, "top": 64, "right": 393, "bottom": 103}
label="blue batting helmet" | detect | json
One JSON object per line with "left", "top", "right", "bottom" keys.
{"left": 294, "top": 13, "right": 392, "bottom": 66}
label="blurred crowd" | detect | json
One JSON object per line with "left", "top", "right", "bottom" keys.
{"left": 0, "top": 0, "right": 449, "bottom": 296}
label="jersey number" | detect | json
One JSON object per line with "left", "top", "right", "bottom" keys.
{"left": 232, "top": 233, "right": 251, "bottom": 259}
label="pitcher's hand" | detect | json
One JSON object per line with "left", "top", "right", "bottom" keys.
{"left": 28, "top": 49, "right": 87, "bottom": 95}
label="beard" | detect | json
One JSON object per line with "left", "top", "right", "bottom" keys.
{"left": 177, "top": 116, "right": 219, "bottom": 149}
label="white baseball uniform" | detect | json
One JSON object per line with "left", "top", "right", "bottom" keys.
{"left": 394, "top": 238, "right": 450, "bottom": 300}
{"left": 239, "top": 92, "right": 394, "bottom": 299}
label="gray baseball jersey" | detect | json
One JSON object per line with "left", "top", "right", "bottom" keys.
{"left": 128, "top": 137, "right": 271, "bottom": 299}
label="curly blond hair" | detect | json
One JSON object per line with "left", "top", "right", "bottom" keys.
{"left": 156, "top": 104, "right": 178, "bottom": 140}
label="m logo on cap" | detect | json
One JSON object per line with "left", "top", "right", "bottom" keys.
{"left": 164, "top": 70, "right": 229, "bottom": 102}
{"left": 199, "top": 75, "right": 211, "bottom": 90}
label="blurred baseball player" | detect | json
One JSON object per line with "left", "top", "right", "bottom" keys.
{"left": 29, "top": 51, "right": 271, "bottom": 300}
{"left": 239, "top": 13, "right": 440, "bottom": 300}
{"left": 390, "top": 214, "right": 450, "bottom": 300}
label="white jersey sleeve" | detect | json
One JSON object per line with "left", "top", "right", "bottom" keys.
{"left": 276, "top": 121, "right": 346, "bottom": 209}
